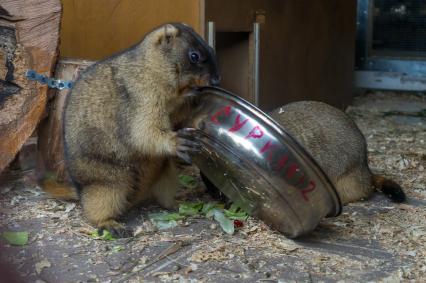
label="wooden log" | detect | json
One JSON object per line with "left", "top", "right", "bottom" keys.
{"left": 37, "top": 59, "right": 94, "bottom": 182}
{"left": 0, "top": 0, "right": 61, "bottom": 174}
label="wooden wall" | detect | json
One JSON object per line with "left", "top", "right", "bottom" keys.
{"left": 59, "top": 0, "right": 203, "bottom": 60}
{"left": 59, "top": 0, "right": 356, "bottom": 109}
{"left": 205, "top": 0, "right": 357, "bottom": 110}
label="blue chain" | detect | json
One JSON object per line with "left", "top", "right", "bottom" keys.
{"left": 26, "top": 70, "right": 73, "bottom": 90}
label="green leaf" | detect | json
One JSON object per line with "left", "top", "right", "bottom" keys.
{"left": 212, "top": 209, "right": 235, "bottom": 235}
{"left": 178, "top": 175, "right": 198, "bottom": 189}
{"left": 149, "top": 212, "right": 182, "bottom": 230}
{"left": 227, "top": 203, "right": 240, "bottom": 213}
{"left": 2, "top": 231, "right": 29, "bottom": 246}
{"left": 224, "top": 205, "right": 248, "bottom": 220}
{"left": 90, "top": 230, "right": 116, "bottom": 241}
{"left": 201, "top": 202, "right": 223, "bottom": 214}
{"left": 148, "top": 212, "right": 185, "bottom": 221}
{"left": 224, "top": 211, "right": 248, "bottom": 220}
{"left": 111, "top": 245, "right": 125, "bottom": 253}
{"left": 179, "top": 202, "right": 203, "bottom": 216}
{"left": 153, "top": 220, "right": 178, "bottom": 230}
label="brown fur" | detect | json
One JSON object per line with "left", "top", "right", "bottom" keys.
{"left": 41, "top": 177, "right": 78, "bottom": 201}
{"left": 270, "top": 101, "right": 405, "bottom": 204}
{"left": 43, "top": 23, "right": 219, "bottom": 237}
{"left": 372, "top": 174, "right": 405, "bottom": 202}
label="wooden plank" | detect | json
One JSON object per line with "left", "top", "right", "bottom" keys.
{"left": 0, "top": 0, "right": 61, "bottom": 174}
{"left": 205, "top": 0, "right": 357, "bottom": 110}
{"left": 60, "top": 0, "right": 203, "bottom": 60}
{"left": 37, "top": 59, "right": 94, "bottom": 182}
{"left": 205, "top": 0, "right": 263, "bottom": 32}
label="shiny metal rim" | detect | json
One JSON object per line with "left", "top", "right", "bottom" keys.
{"left": 198, "top": 86, "right": 343, "bottom": 217}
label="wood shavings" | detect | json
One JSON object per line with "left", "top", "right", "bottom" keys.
{"left": 35, "top": 259, "right": 51, "bottom": 274}
{"left": 272, "top": 239, "right": 300, "bottom": 252}
{"left": 0, "top": 91, "right": 425, "bottom": 281}
{"left": 190, "top": 245, "right": 228, "bottom": 262}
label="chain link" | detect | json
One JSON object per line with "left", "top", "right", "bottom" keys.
{"left": 26, "top": 70, "right": 73, "bottom": 90}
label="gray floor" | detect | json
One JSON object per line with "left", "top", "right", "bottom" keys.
{"left": 1, "top": 91, "right": 425, "bottom": 282}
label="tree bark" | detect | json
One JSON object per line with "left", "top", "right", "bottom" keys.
{"left": 0, "top": 0, "right": 61, "bottom": 174}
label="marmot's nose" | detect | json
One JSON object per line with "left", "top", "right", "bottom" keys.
{"left": 209, "top": 76, "right": 221, "bottom": 86}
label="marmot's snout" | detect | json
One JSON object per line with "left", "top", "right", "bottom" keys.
{"left": 209, "top": 75, "right": 221, "bottom": 86}
{"left": 195, "top": 73, "right": 221, "bottom": 88}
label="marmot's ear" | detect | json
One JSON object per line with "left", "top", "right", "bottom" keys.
{"left": 154, "top": 24, "right": 180, "bottom": 46}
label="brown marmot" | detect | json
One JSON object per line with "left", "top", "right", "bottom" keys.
{"left": 269, "top": 101, "right": 406, "bottom": 204}
{"left": 44, "top": 23, "right": 220, "bottom": 237}
{"left": 203, "top": 101, "right": 405, "bottom": 205}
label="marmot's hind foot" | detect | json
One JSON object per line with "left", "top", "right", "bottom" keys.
{"left": 98, "top": 219, "right": 133, "bottom": 238}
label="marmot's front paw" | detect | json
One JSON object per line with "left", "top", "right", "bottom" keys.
{"left": 176, "top": 128, "right": 201, "bottom": 164}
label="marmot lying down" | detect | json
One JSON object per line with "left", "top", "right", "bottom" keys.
{"left": 202, "top": 101, "right": 406, "bottom": 205}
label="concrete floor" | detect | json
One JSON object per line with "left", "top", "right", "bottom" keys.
{"left": 0, "top": 91, "right": 425, "bottom": 282}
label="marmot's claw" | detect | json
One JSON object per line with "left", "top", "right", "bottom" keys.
{"left": 177, "top": 128, "right": 202, "bottom": 140}
{"left": 176, "top": 151, "right": 192, "bottom": 164}
{"left": 177, "top": 138, "right": 201, "bottom": 150}
{"left": 177, "top": 128, "right": 202, "bottom": 151}
{"left": 176, "top": 128, "right": 202, "bottom": 164}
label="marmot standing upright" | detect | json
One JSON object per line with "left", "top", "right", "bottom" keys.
{"left": 44, "top": 23, "right": 220, "bottom": 237}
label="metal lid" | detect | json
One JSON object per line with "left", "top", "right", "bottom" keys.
{"left": 186, "top": 87, "right": 342, "bottom": 237}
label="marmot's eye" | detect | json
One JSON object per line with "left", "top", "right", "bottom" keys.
{"left": 189, "top": 51, "right": 201, "bottom": 63}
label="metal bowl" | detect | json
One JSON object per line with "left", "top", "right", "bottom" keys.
{"left": 185, "top": 86, "right": 342, "bottom": 238}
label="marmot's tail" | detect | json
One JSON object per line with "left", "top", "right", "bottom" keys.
{"left": 39, "top": 173, "right": 78, "bottom": 201}
{"left": 372, "top": 174, "right": 406, "bottom": 203}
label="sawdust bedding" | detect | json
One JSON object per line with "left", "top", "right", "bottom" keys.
{"left": 0, "top": 91, "right": 425, "bottom": 282}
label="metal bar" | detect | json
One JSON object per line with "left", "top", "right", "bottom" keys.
{"left": 358, "top": 57, "right": 426, "bottom": 76}
{"left": 207, "top": 21, "right": 215, "bottom": 50}
{"left": 355, "top": 71, "right": 426, "bottom": 91}
{"left": 355, "top": 0, "right": 370, "bottom": 70}
{"left": 253, "top": 22, "right": 260, "bottom": 107}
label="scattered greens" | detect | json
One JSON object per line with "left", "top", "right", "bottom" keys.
{"left": 90, "top": 230, "right": 116, "bottom": 241}
{"left": 154, "top": 220, "right": 178, "bottom": 230}
{"left": 111, "top": 245, "right": 125, "bottom": 253}
{"left": 202, "top": 202, "right": 224, "bottom": 214}
{"left": 210, "top": 209, "right": 235, "bottom": 235}
{"left": 148, "top": 212, "right": 186, "bottom": 230}
{"left": 179, "top": 202, "right": 203, "bottom": 216}
{"left": 178, "top": 174, "right": 199, "bottom": 189}
{"left": 148, "top": 202, "right": 248, "bottom": 235}
{"left": 1, "top": 231, "right": 29, "bottom": 246}
{"left": 86, "top": 202, "right": 248, "bottom": 239}
{"left": 224, "top": 203, "right": 249, "bottom": 220}
{"left": 148, "top": 212, "right": 185, "bottom": 221}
